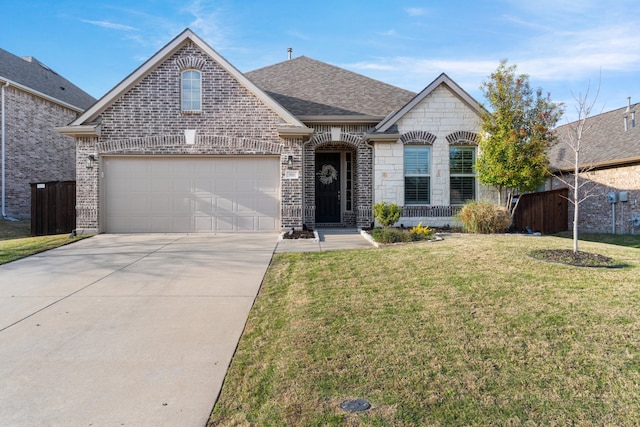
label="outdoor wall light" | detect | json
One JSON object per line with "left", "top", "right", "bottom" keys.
{"left": 287, "top": 155, "right": 294, "bottom": 169}
{"left": 86, "top": 154, "right": 96, "bottom": 169}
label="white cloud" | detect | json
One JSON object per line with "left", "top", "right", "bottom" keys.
{"left": 349, "top": 57, "right": 498, "bottom": 79}
{"left": 405, "top": 7, "right": 428, "bottom": 17}
{"left": 182, "top": 0, "right": 229, "bottom": 48}
{"left": 513, "top": 24, "right": 640, "bottom": 81}
{"left": 378, "top": 29, "right": 397, "bottom": 37}
{"left": 286, "top": 30, "right": 311, "bottom": 41}
{"left": 81, "top": 20, "right": 138, "bottom": 31}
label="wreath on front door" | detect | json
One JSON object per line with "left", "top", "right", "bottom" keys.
{"left": 317, "top": 164, "right": 338, "bottom": 185}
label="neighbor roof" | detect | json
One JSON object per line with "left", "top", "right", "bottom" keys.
{"left": 246, "top": 56, "right": 416, "bottom": 118}
{"left": 550, "top": 102, "right": 640, "bottom": 171}
{"left": 0, "top": 48, "right": 95, "bottom": 111}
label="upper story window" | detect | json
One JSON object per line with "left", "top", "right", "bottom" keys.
{"left": 449, "top": 146, "right": 476, "bottom": 205}
{"left": 181, "top": 69, "right": 201, "bottom": 112}
{"left": 404, "top": 145, "right": 431, "bottom": 205}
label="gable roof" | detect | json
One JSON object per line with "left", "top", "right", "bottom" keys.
{"left": 0, "top": 48, "right": 95, "bottom": 111}
{"left": 61, "top": 29, "right": 309, "bottom": 136}
{"left": 550, "top": 102, "right": 640, "bottom": 171}
{"left": 245, "top": 56, "right": 416, "bottom": 119}
{"left": 373, "top": 73, "right": 484, "bottom": 134}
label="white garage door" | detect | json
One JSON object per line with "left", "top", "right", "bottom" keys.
{"left": 104, "top": 157, "right": 280, "bottom": 233}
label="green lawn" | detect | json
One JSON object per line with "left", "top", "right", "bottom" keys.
{"left": 555, "top": 231, "right": 640, "bottom": 249}
{"left": 0, "top": 219, "right": 89, "bottom": 264}
{"left": 209, "top": 234, "right": 640, "bottom": 426}
{"left": 0, "top": 218, "right": 31, "bottom": 240}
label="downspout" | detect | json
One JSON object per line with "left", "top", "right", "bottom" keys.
{"left": 2, "top": 80, "right": 8, "bottom": 218}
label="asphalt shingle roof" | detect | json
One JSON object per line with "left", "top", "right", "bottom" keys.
{"left": 0, "top": 48, "right": 95, "bottom": 110}
{"left": 245, "top": 56, "right": 416, "bottom": 117}
{"left": 550, "top": 102, "right": 640, "bottom": 170}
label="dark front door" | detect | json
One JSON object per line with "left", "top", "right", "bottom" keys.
{"left": 315, "top": 153, "right": 341, "bottom": 223}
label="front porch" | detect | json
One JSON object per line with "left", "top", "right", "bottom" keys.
{"left": 302, "top": 126, "right": 374, "bottom": 230}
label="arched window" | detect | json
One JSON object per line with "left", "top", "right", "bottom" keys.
{"left": 181, "top": 69, "right": 201, "bottom": 112}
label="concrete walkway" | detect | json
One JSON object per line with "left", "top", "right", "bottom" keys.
{"left": 0, "top": 233, "right": 277, "bottom": 427}
{"left": 275, "top": 228, "right": 376, "bottom": 253}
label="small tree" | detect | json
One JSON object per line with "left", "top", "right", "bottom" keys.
{"left": 373, "top": 202, "right": 401, "bottom": 228}
{"left": 554, "top": 81, "right": 602, "bottom": 253}
{"left": 476, "top": 60, "right": 564, "bottom": 217}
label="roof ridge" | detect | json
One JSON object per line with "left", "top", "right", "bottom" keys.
{"left": 247, "top": 56, "right": 415, "bottom": 94}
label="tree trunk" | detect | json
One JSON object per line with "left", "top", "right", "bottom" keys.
{"left": 573, "top": 155, "right": 580, "bottom": 253}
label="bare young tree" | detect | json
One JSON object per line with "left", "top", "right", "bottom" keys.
{"left": 554, "top": 81, "right": 603, "bottom": 253}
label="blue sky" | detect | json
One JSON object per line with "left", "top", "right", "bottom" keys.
{"left": 4, "top": 0, "right": 640, "bottom": 121}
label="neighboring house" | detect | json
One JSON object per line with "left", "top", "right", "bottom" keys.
{"left": 549, "top": 99, "right": 640, "bottom": 234}
{"left": 58, "top": 29, "right": 491, "bottom": 234}
{"left": 0, "top": 48, "right": 95, "bottom": 218}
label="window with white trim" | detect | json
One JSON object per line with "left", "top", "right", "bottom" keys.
{"left": 181, "top": 69, "right": 201, "bottom": 112}
{"left": 404, "top": 145, "right": 431, "bottom": 205}
{"left": 449, "top": 146, "right": 476, "bottom": 204}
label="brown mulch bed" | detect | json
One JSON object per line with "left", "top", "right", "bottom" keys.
{"left": 529, "top": 249, "right": 625, "bottom": 268}
{"left": 281, "top": 229, "right": 316, "bottom": 239}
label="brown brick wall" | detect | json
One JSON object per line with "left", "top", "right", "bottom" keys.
{"left": 99, "top": 42, "right": 282, "bottom": 142}
{"left": 76, "top": 41, "right": 303, "bottom": 232}
{"left": 2, "top": 85, "right": 78, "bottom": 217}
{"left": 551, "top": 164, "right": 640, "bottom": 234}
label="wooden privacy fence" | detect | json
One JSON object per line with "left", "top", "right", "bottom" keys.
{"left": 30, "top": 181, "right": 76, "bottom": 236}
{"left": 513, "top": 188, "right": 568, "bottom": 234}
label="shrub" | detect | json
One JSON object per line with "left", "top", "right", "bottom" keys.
{"left": 372, "top": 202, "right": 402, "bottom": 228}
{"left": 410, "top": 222, "right": 435, "bottom": 240}
{"left": 457, "top": 201, "right": 511, "bottom": 234}
{"left": 371, "top": 228, "right": 413, "bottom": 244}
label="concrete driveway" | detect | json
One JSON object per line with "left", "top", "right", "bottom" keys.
{"left": 0, "top": 233, "right": 277, "bottom": 426}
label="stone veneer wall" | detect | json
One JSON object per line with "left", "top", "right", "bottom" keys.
{"left": 76, "top": 41, "right": 302, "bottom": 232}
{"left": 1, "top": 85, "right": 78, "bottom": 217}
{"left": 551, "top": 164, "right": 640, "bottom": 234}
{"left": 303, "top": 124, "right": 374, "bottom": 229}
{"left": 373, "top": 85, "right": 495, "bottom": 227}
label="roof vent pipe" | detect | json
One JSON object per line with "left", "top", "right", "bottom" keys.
{"left": 287, "top": 48, "right": 292, "bottom": 60}
{"left": 627, "top": 97, "right": 631, "bottom": 112}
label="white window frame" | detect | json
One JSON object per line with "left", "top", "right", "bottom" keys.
{"left": 449, "top": 146, "right": 476, "bottom": 205}
{"left": 181, "top": 69, "right": 202, "bottom": 112}
{"left": 404, "top": 145, "right": 431, "bottom": 205}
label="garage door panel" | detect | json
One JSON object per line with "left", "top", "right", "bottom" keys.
{"left": 236, "top": 178, "right": 257, "bottom": 192}
{"left": 215, "top": 217, "right": 234, "bottom": 231}
{"left": 236, "top": 198, "right": 256, "bottom": 212}
{"left": 104, "top": 157, "right": 280, "bottom": 232}
{"left": 172, "top": 197, "right": 192, "bottom": 214}
{"left": 148, "top": 217, "right": 170, "bottom": 232}
{"left": 214, "top": 178, "right": 234, "bottom": 193}
{"left": 151, "top": 198, "right": 171, "bottom": 212}
{"left": 171, "top": 216, "right": 192, "bottom": 232}
{"left": 194, "top": 198, "right": 214, "bottom": 214}
{"left": 237, "top": 216, "right": 256, "bottom": 231}
{"left": 194, "top": 216, "right": 214, "bottom": 232}
{"left": 151, "top": 178, "right": 171, "bottom": 193}
{"left": 215, "top": 161, "right": 234, "bottom": 175}
{"left": 194, "top": 179, "right": 214, "bottom": 192}
{"left": 258, "top": 216, "right": 276, "bottom": 231}
{"left": 172, "top": 178, "right": 191, "bottom": 193}
{"left": 257, "top": 198, "right": 279, "bottom": 215}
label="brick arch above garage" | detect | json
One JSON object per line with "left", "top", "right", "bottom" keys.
{"left": 97, "top": 134, "right": 284, "bottom": 155}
